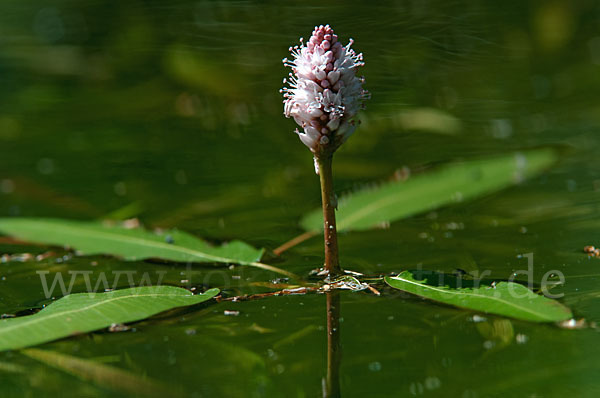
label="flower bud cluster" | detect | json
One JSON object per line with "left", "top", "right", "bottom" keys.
{"left": 281, "top": 25, "right": 369, "bottom": 154}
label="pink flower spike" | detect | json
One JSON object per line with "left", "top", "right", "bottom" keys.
{"left": 281, "top": 25, "right": 369, "bottom": 154}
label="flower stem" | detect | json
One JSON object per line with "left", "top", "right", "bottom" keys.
{"left": 317, "top": 154, "right": 342, "bottom": 277}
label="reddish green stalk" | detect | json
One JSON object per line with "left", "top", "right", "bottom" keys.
{"left": 317, "top": 154, "right": 342, "bottom": 277}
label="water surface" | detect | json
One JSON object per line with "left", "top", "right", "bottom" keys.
{"left": 2, "top": 1, "right": 600, "bottom": 397}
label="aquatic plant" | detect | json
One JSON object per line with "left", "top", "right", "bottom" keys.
{"left": 281, "top": 24, "right": 369, "bottom": 276}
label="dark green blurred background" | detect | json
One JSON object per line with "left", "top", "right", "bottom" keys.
{"left": 2, "top": 1, "right": 600, "bottom": 397}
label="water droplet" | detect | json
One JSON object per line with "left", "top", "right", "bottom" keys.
{"left": 483, "top": 340, "right": 495, "bottom": 350}
{"left": 37, "top": 158, "right": 55, "bottom": 175}
{"left": 114, "top": 181, "right": 127, "bottom": 196}
{"left": 368, "top": 361, "right": 382, "bottom": 372}
{"left": 409, "top": 382, "right": 424, "bottom": 396}
{"left": 425, "top": 377, "right": 441, "bottom": 390}
{"left": 515, "top": 333, "right": 529, "bottom": 344}
{"left": 175, "top": 170, "right": 187, "bottom": 185}
{"left": 1, "top": 179, "right": 15, "bottom": 194}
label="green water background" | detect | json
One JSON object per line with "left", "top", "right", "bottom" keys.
{"left": 2, "top": 1, "right": 600, "bottom": 396}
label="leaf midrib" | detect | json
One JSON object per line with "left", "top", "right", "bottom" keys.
{"left": 317, "top": 151, "right": 555, "bottom": 232}
{"left": 6, "top": 221, "right": 239, "bottom": 264}
{"left": 388, "top": 276, "right": 559, "bottom": 321}
{"left": 0, "top": 291, "right": 203, "bottom": 335}
{"left": 337, "top": 176, "right": 469, "bottom": 230}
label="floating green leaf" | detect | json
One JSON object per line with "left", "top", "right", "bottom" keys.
{"left": 385, "top": 271, "right": 572, "bottom": 322}
{"left": 301, "top": 148, "right": 559, "bottom": 232}
{"left": 0, "top": 218, "right": 263, "bottom": 265}
{"left": 0, "top": 286, "right": 219, "bottom": 351}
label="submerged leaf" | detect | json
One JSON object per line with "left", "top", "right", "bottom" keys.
{"left": 0, "top": 218, "right": 264, "bottom": 265}
{"left": 0, "top": 286, "right": 219, "bottom": 351}
{"left": 22, "top": 348, "right": 174, "bottom": 397}
{"left": 301, "top": 148, "right": 559, "bottom": 232}
{"left": 385, "top": 271, "right": 572, "bottom": 322}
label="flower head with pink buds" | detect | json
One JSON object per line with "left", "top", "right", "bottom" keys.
{"left": 281, "top": 25, "right": 369, "bottom": 156}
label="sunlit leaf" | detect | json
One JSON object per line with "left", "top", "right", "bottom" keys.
{"left": 385, "top": 271, "right": 572, "bottom": 322}
{"left": 301, "top": 148, "right": 560, "bottom": 232}
{"left": 0, "top": 218, "right": 264, "bottom": 266}
{"left": 0, "top": 286, "right": 219, "bottom": 351}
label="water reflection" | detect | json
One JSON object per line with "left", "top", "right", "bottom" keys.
{"left": 325, "top": 291, "right": 341, "bottom": 397}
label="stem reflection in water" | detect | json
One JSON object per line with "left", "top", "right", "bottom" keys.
{"left": 324, "top": 291, "right": 341, "bottom": 397}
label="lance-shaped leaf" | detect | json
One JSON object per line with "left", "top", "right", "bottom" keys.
{"left": 22, "top": 348, "right": 174, "bottom": 397}
{"left": 0, "top": 218, "right": 263, "bottom": 266}
{"left": 301, "top": 148, "right": 559, "bottom": 232}
{"left": 385, "top": 271, "right": 572, "bottom": 322}
{"left": 0, "top": 286, "right": 219, "bottom": 352}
